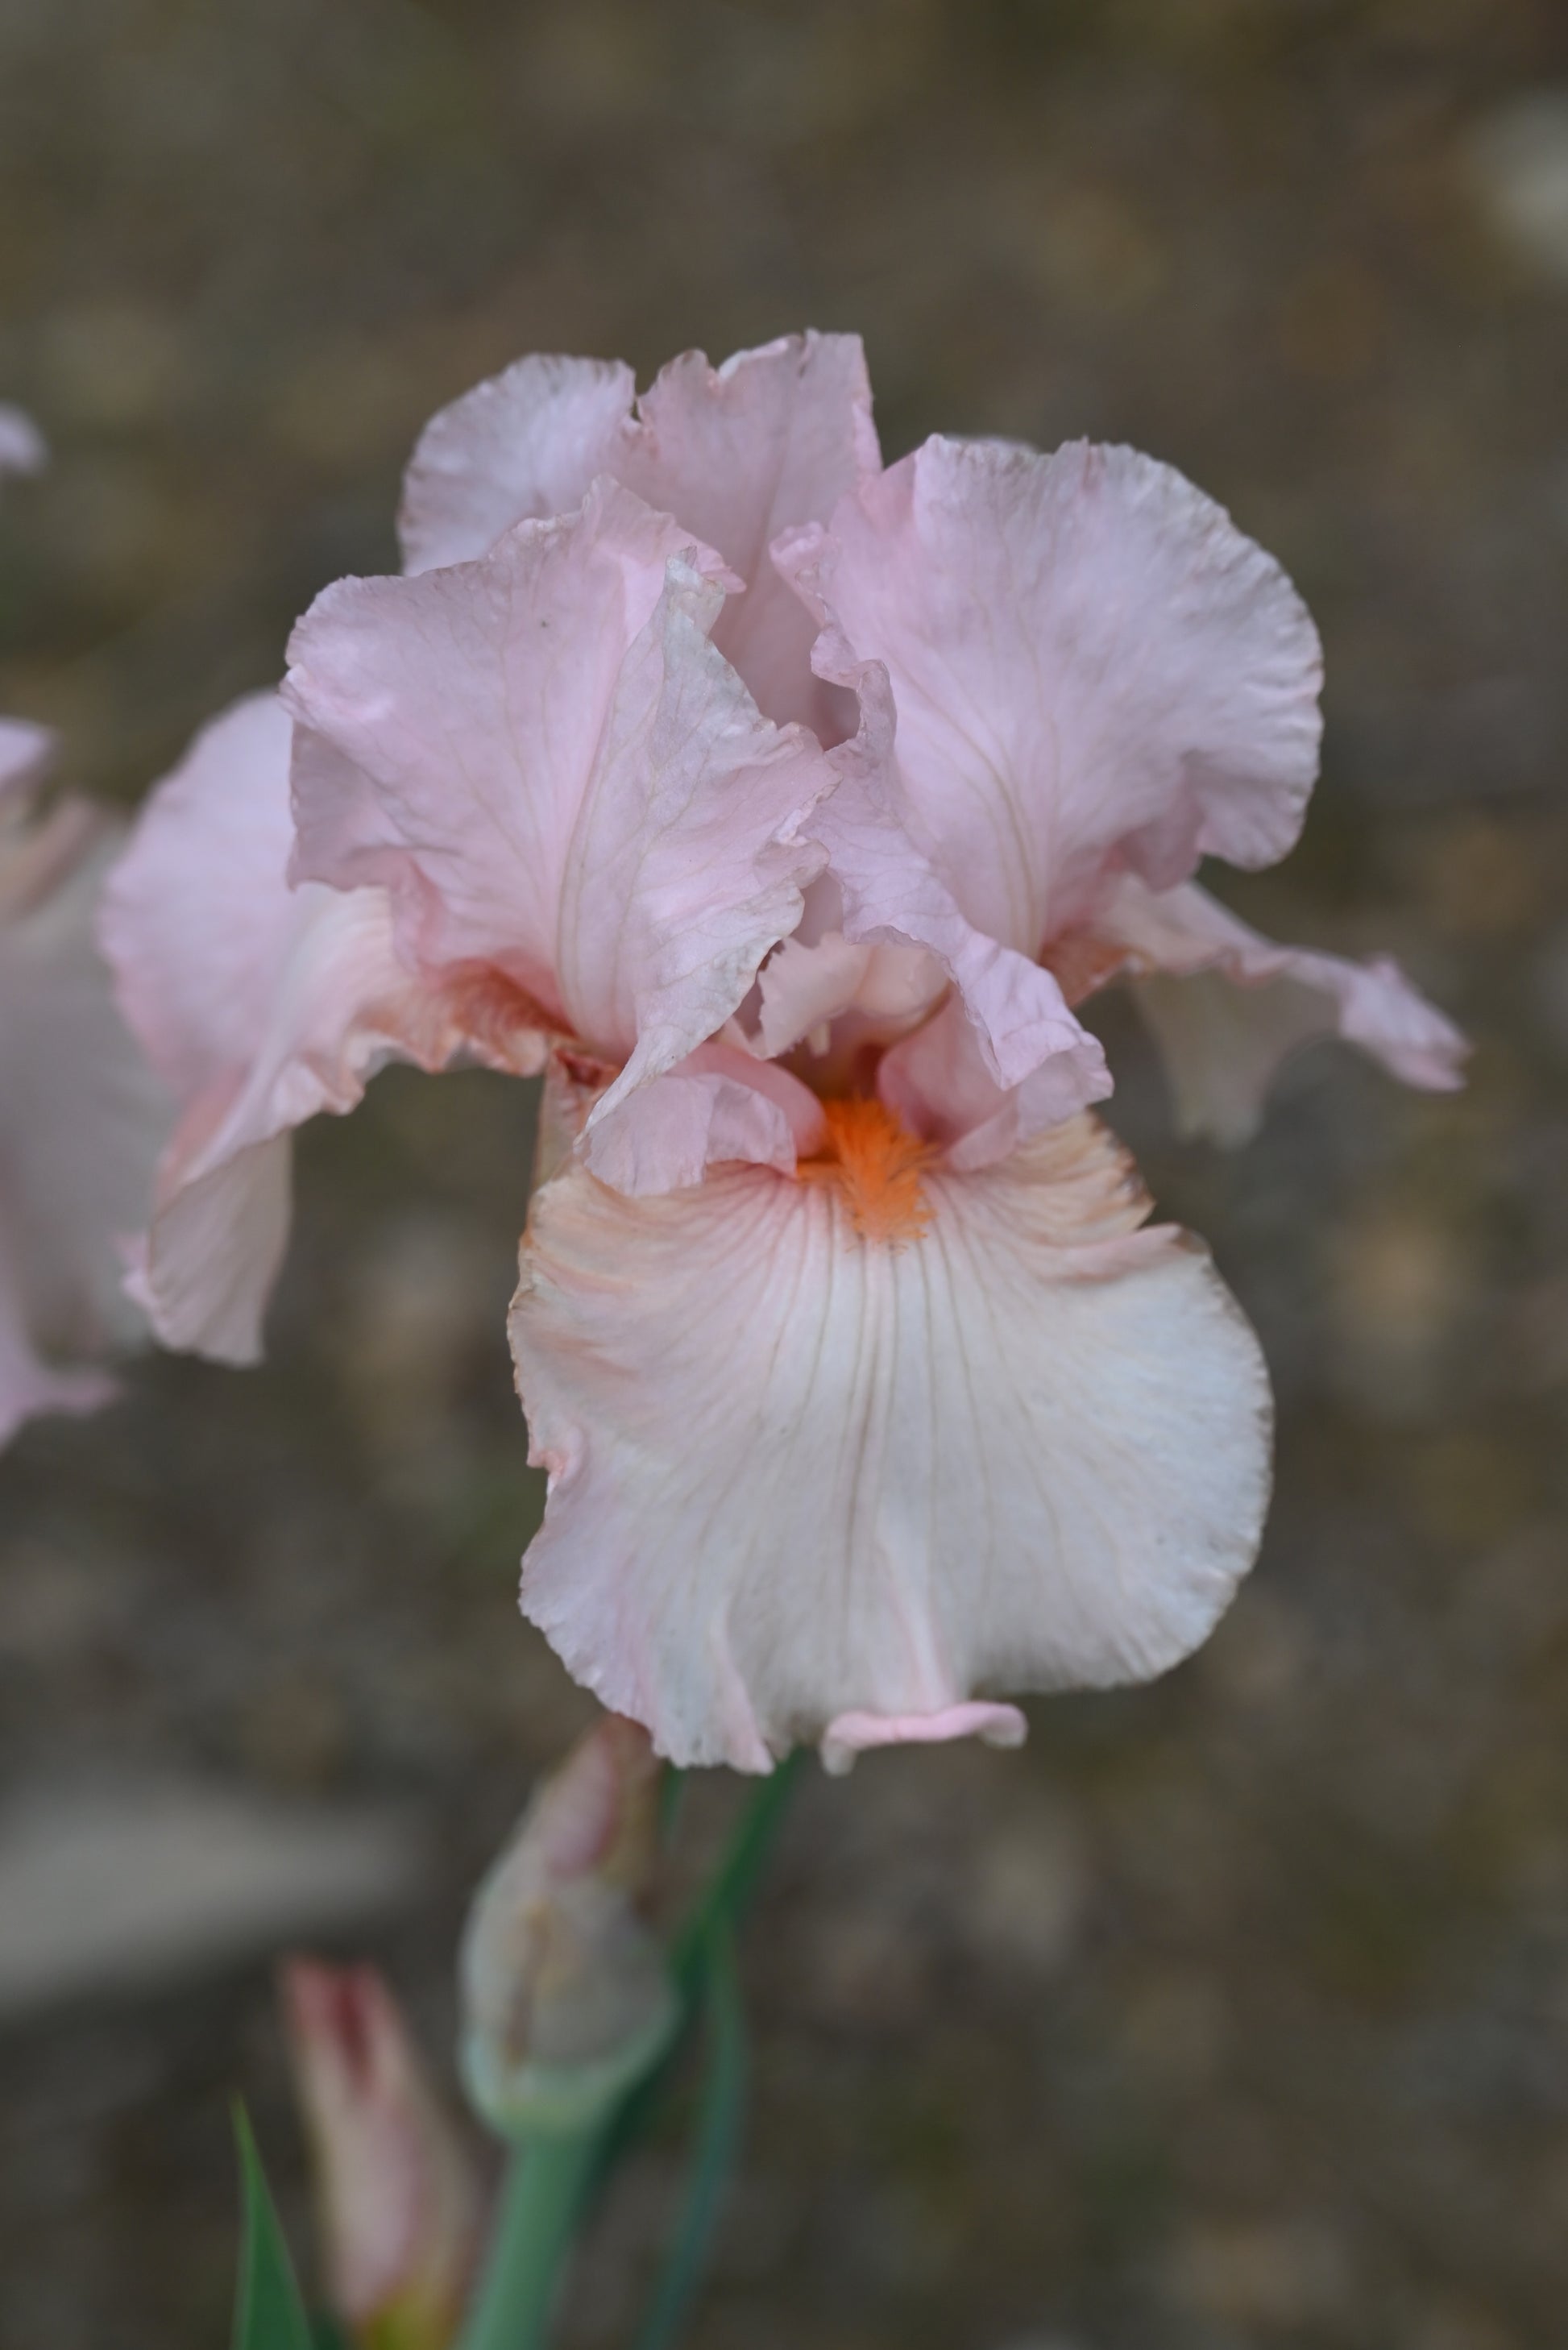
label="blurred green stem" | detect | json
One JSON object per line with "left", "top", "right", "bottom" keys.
{"left": 456, "top": 2130, "right": 598, "bottom": 2350}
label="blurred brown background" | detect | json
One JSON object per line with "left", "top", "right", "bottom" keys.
{"left": 2, "top": 2, "right": 1567, "bottom": 2345}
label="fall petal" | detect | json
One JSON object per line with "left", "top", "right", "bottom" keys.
{"left": 780, "top": 438, "right": 1322, "bottom": 954}
{"left": 1093, "top": 876, "right": 1469, "bottom": 1144}
{"left": 101, "top": 692, "right": 476, "bottom": 1363}
{"left": 510, "top": 1114, "right": 1272, "bottom": 1772}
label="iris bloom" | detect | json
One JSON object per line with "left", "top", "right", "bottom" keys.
{"left": 102, "top": 335, "right": 1463, "bottom": 1770}
{"left": 0, "top": 416, "right": 168, "bottom": 1445}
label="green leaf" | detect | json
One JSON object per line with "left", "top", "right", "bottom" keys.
{"left": 230, "top": 2103, "right": 313, "bottom": 2350}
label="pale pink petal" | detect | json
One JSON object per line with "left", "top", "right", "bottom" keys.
{"left": 287, "top": 481, "right": 735, "bottom": 1020}
{"left": 1089, "top": 876, "right": 1469, "bottom": 1144}
{"left": 769, "top": 629, "right": 1110, "bottom": 1113}
{"left": 581, "top": 1040, "right": 825, "bottom": 1193}
{"left": 290, "top": 491, "right": 831, "bottom": 1186}
{"left": 564, "top": 560, "right": 830, "bottom": 1152}
{"left": 399, "top": 355, "right": 637, "bottom": 574}
{"left": 820, "top": 1702, "right": 1027, "bottom": 1775}
{"left": 756, "top": 929, "right": 943, "bottom": 1060}
{"left": 0, "top": 405, "right": 46, "bottom": 480}
{"left": 0, "top": 815, "right": 170, "bottom": 1379}
{"left": 621, "top": 334, "right": 880, "bottom": 730}
{"left": 0, "top": 717, "right": 56, "bottom": 803}
{"left": 510, "top": 1114, "right": 1271, "bottom": 1772}
{"left": 0, "top": 1232, "right": 117, "bottom": 1451}
{"left": 101, "top": 692, "right": 492, "bottom": 1364}
{"left": 400, "top": 333, "right": 880, "bottom": 731}
{"left": 876, "top": 994, "right": 1085, "bottom": 1172}
{"left": 778, "top": 438, "right": 1322, "bottom": 953}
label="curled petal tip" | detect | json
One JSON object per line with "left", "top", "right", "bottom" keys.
{"left": 820, "top": 1702, "right": 1029, "bottom": 1775}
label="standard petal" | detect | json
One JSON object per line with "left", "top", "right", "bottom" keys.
{"left": 399, "top": 333, "right": 879, "bottom": 731}
{"left": 581, "top": 1040, "right": 825, "bottom": 1194}
{"left": 1086, "top": 876, "right": 1469, "bottom": 1144}
{"left": 510, "top": 1113, "right": 1272, "bottom": 1772}
{"left": 399, "top": 354, "right": 637, "bottom": 574}
{"left": 778, "top": 437, "right": 1322, "bottom": 953}
{"left": 772, "top": 633, "right": 1110, "bottom": 1113}
{"left": 287, "top": 481, "right": 736, "bottom": 1028}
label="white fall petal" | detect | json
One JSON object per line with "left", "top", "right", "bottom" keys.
{"left": 509, "top": 1114, "right": 1272, "bottom": 1772}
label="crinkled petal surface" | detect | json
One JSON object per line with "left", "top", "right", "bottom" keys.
{"left": 290, "top": 488, "right": 830, "bottom": 1189}
{"left": 510, "top": 1114, "right": 1272, "bottom": 1771}
{"left": 773, "top": 636, "right": 1110, "bottom": 1112}
{"left": 400, "top": 332, "right": 880, "bottom": 731}
{"left": 779, "top": 437, "right": 1322, "bottom": 956}
{"left": 1093, "top": 877, "right": 1469, "bottom": 1144}
{"left": 101, "top": 692, "right": 483, "bottom": 1363}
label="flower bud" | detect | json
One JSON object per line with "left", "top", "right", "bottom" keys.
{"left": 459, "top": 1714, "right": 677, "bottom": 2137}
{"left": 280, "top": 1958, "right": 483, "bottom": 2350}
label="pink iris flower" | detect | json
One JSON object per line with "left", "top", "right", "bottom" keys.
{"left": 102, "top": 336, "right": 1465, "bottom": 1771}
{"left": 0, "top": 417, "right": 168, "bottom": 1447}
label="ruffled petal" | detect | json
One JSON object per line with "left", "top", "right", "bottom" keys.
{"left": 101, "top": 693, "right": 496, "bottom": 1364}
{"left": 290, "top": 489, "right": 830, "bottom": 1181}
{"left": 778, "top": 438, "right": 1322, "bottom": 953}
{"left": 399, "top": 334, "right": 879, "bottom": 731}
{"left": 1085, "top": 876, "right": 1469, "bottom": 1144}
{"left": 510, "top": 1113, "right": 1272, "bottom": 1772}
{"left": 580, "top": 1041, "right": 824, "bottom": 1194}
{"left": 289, "top": 483, "right": 731, "bottom": 1023}
{"left": 762, "top": 613, "right": 1110, "bottom": 1115}
{"left": 399, "top": 355, "right": 637, "bottom": 575}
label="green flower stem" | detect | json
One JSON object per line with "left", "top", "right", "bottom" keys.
{"left": 671, "top": 1747, "right": 805, "bottom": 1995}
{"left": 457, "top": 2128, "right": 599, "bottom": 2350}
{"left": 631, "top": 1920, "right": 748, "bottom": 2350}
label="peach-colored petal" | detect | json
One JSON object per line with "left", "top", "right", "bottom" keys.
{"left": 510, "top": 1113, "right": 1271, "bottom": 1772}
{"left": 101, "top": 693, "right": 490, "bottom": 1364}
{"left": 820, "top": 1701, "right": 1027, "bottom": 1775}
{"left": 400, "top": 332, "right": 879, "bottom": 730}
{"left": 778, "top": 437, "right": 1322, "bottom": 953}
{"left": 1089, "top": 875, "right": 1469, "bottom": 1144}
